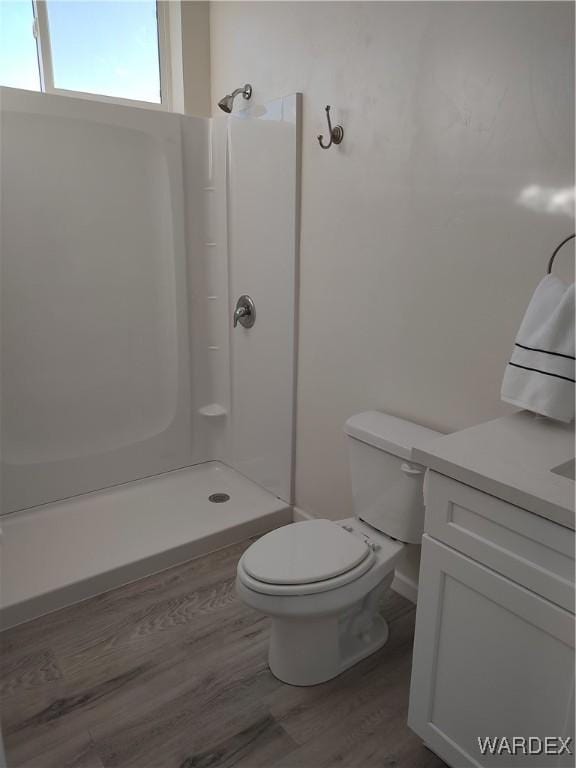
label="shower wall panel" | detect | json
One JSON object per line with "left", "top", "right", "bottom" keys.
{"left": 1, "top": 89, "right": 210, "bottom": 512}
{"left": 223, "top": 94, "right": 300, "bottom": 503}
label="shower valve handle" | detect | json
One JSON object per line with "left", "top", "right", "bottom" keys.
{"left": 233, "top": 295, "right": 256, "bottom": 329}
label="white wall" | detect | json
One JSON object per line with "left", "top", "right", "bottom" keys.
{"left": 181, "top": 1, "right": 211, "bottom": 116}
{"left": 209, "top": 2, "right": 575, "bottom": 526}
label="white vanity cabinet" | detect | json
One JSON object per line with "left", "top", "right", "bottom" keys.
{"left": 408, "top": 470, "right": 575, "bottom": 768}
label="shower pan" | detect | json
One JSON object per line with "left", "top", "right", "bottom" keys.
{"left": 0, "top": 87, "right": 300, "bottom": 628}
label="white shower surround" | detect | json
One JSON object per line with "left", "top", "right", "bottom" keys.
{"left": 0, "top": 87, "right": 299, "bottom": 625}
{"left": 1, "top": 87, "right": 299, "bottom": 509}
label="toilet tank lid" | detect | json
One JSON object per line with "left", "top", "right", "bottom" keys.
{"left": 344, "top": 411, "right": 442, "bottom": 461}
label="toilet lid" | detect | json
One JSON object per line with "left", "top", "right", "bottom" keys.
{"left": 242, "top": 520, "right": 371, "bottom": 585}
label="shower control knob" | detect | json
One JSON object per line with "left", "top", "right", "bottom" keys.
{"left": 233, "top": 295, "right": 256, "bottom": 329}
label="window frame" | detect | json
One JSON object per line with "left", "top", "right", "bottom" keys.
{"left": 31, "top": 0, "right": 174, "bottom": 111}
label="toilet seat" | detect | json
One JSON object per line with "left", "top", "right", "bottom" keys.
{"left": 243, "top": 520, "right": 371, "bottom": 584}
{"left": 238, "top": 550, "right": 377, "bottom": 596}
{"left": 237, "top": 519, "right": 392, "bottom": 597}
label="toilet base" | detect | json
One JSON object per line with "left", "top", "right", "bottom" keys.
{"left": 268, "top": 576, "right": 393, "bottom": 686}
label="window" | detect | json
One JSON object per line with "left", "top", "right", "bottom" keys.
{"left": 0, "top": 2, "right": 41, "bottom": 91}
{"left": 0, "top": 1, "right": 169, "bottom": 108}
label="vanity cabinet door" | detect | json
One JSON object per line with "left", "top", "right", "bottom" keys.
{"left": 408, "top": 536, "right": 575, "bottom": 768}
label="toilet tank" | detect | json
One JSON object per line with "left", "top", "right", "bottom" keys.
{"left": 344, "top": 412, "right": 442, "bottom": 543}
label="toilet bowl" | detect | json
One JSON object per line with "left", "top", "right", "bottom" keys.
{"left": 237, "top": 517, "right": 404, "bottom": 685}
{"left": 236, "top": 411, "right": 441, "bottom": 686}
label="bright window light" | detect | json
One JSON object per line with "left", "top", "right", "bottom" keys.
{"left": 0, "top": 0, "right": 165, "bottom": 107}
{"left": 46, "top": 1, "right": 161, "bottom": 103}
{"left": 0, "top": 1, "right": 41, "bottom": 91}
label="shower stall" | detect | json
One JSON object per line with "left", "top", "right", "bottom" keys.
{"left": 0, "top": 86, "right": 300, "bottom": 628}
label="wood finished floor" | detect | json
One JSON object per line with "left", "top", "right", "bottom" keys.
{"left": 0, "top": 538, "right": 447, "bottom": 768}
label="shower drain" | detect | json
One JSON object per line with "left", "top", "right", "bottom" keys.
{"left": 209, "top": 493, "right": 230, "bottom": 504}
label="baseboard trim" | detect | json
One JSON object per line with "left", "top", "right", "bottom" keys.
{"left": 392, "top": 571, "right": 418, "bottom": 604}
{"left": 292, "top": 506, "right": 316, "bottom": 522}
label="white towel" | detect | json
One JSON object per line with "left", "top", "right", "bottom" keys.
{"left": 501, "top": 275, "right": 575, "bottom": 422}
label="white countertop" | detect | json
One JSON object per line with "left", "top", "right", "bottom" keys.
{"left": 413, "top": 411, "right": 575, "bottom": 530}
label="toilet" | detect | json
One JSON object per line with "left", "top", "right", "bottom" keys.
{"left": 236, "top": 411, "right": 441, "bottom": 686}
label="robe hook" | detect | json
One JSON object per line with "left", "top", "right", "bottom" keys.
{"left": 317, "top": 105, "right": 344, "bottom": 149}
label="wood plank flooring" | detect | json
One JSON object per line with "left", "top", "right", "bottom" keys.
{"left": 1, "top": 538, "right": 447, "bottom": 768}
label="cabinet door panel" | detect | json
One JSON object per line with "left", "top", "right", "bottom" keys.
{"left": 409, "top": 536, "right": 575, "bottom": 768}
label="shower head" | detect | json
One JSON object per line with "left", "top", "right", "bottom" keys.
{"left": 218, "top": 84, "right": 252, "bottom": 113}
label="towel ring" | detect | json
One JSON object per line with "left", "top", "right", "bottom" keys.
{"left": 547, "top": 233, "right": 575, "bottom": 274}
